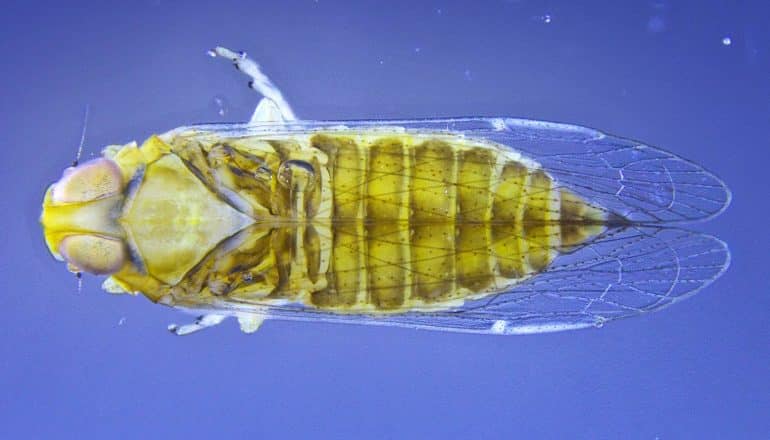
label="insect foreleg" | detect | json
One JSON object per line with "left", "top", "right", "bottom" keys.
{"left": 209, "top": 46, "right": 297, "bottom": 123}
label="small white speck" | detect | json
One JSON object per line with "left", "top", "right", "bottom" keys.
{"left": 213, "top": 96, "right": 228, "bottom": 117}
{"left": 543, "top": 14, "right": 552, "bottom": 24}
{"left": 491, "top": 320, "right": 507, "bottom": 334}
{"left": 436, "top": 8, "right": 442, "bottom": 15}
{"left": 722, "top": 36, "right": 732, "bottom": 46}
{"left": 118, "top": 317, "right": 126, "bottom": 326}
{"left": 414, "top": 47, "right": 421, "bottom": 53}
{"left": 379, "top": 59, "right": 384, "bottom": 65}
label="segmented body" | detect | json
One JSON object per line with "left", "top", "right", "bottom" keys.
{"left": 41, "top": 117, "right": 730, "bottom": 334}
{"left": 104, "top": 128, "right": 607, "bottom": 313}
{"left": 38, "top": 44, "right": 731, "bottom": 334}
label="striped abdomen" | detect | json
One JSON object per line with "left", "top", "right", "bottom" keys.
{"left": 308, "top": 133, "right": 608, "bottom": 312}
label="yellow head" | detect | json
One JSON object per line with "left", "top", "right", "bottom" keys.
{"left": 40, "top": 158, "right": 128, "bottom": 275}
{"left": 40, "top": 136, "right": 256, "bottom": 300}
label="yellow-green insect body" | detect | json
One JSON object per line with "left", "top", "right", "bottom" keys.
{"left": 40, "top": 47, "right": 730, "bottom": 335}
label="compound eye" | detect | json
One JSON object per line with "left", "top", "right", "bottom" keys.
{"left": 51, "top": 158, "right": 123, "bottom": 204}
{"left": 59, "top": 235, "right": 126, "bottom": 275}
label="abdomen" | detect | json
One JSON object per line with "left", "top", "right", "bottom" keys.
{"left": 303, "top": 133, "right": 608, "bottom": 312}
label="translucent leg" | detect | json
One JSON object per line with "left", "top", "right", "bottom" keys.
{"left": 209, "top": 46, "right": 297, "bottom": 123}
{"left": 168, "top": 314, "right": 226, "bottom": 336}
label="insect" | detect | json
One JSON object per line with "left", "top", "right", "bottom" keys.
{"left": 40, "top": 47, "right": 731, "bottom": 335}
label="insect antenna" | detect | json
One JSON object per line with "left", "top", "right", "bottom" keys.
{"left": 73, "top": 104, "right": 90, "bottom": 167}
{"left": 75, "top": 271, "right": 83, "bottom": 295}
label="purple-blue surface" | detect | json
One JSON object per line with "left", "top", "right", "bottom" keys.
{"left": 2, "top": 1, "right": 768, "bottom": 438}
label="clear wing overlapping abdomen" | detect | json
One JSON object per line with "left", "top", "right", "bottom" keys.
{"left": 218, "top": 226, "right": 728, "bottom": 334}
{"left": 488, "top": 118, "right": 731, "bottom": 224}
{"left": 186, "top": 117, "right": 731, "bottom": 224}
{"left": 163, "top": 117, "right": 730, "bottom": 334}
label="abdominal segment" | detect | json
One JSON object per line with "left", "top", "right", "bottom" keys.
{"left": 124, "top": 132, "right": 610, "bottom": 313}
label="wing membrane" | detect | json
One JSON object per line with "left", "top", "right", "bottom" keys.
{"left": 202, "top": 227, "right": 728, "bottom": 334}
{"left": 167, "top": 117, "right": 731, "bottom": 333}
{"left": 178, "top": 116, "right": 731, "bottom": 224}
{"left": 490, "top": 119, "right": 731, "bottom": 223}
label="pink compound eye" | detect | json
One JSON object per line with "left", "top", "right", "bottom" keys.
{"left": 59, "top": 234, "right": 126, "bottom": 275}
{"left": 51, "top": 158, "right": 123, "bottom": 204}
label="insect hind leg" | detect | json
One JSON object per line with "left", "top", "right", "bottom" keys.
{"left": 209, "top": 46, "right": 297, "bottom": 123}
{"left": 167, "top": 314, "right": 226, "bottom": 336}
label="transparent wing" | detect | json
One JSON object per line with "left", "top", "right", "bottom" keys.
{"left": 486, "top": 119, "right": 732, "bottom": 223}
{"left": 176, "top": 116, "right": 731, "bottom": 224}
{"left": 166, "top": 117, "right": 731, "bottom": 334}
{"left": 196, "top": 226, "right": 729, "bottom": 334}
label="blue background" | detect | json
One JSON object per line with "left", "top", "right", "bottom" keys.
{"left": 1, "top": 0, "right": 768, "bottom": 438}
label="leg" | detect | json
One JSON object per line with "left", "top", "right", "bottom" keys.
{"left": 168, "top": 313, "right": 226, "bottom": 336}
{"left": 167, "top": 312, "right": 267, "bottom": 335}
{"left": 209, "top": 46, "right": 297, "bottom": 123}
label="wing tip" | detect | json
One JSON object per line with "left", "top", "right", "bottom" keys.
{"left": 594, "top": 228, "right": 732, "bottom": 323}
{"left": 667, "top": 231, "right": 731, "bottom": 306}
{"left": 636, "top": 144, "right": 733, "bottom": 224}
{"left": 489, "top": 119, "right": 733, "bottom": 225}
